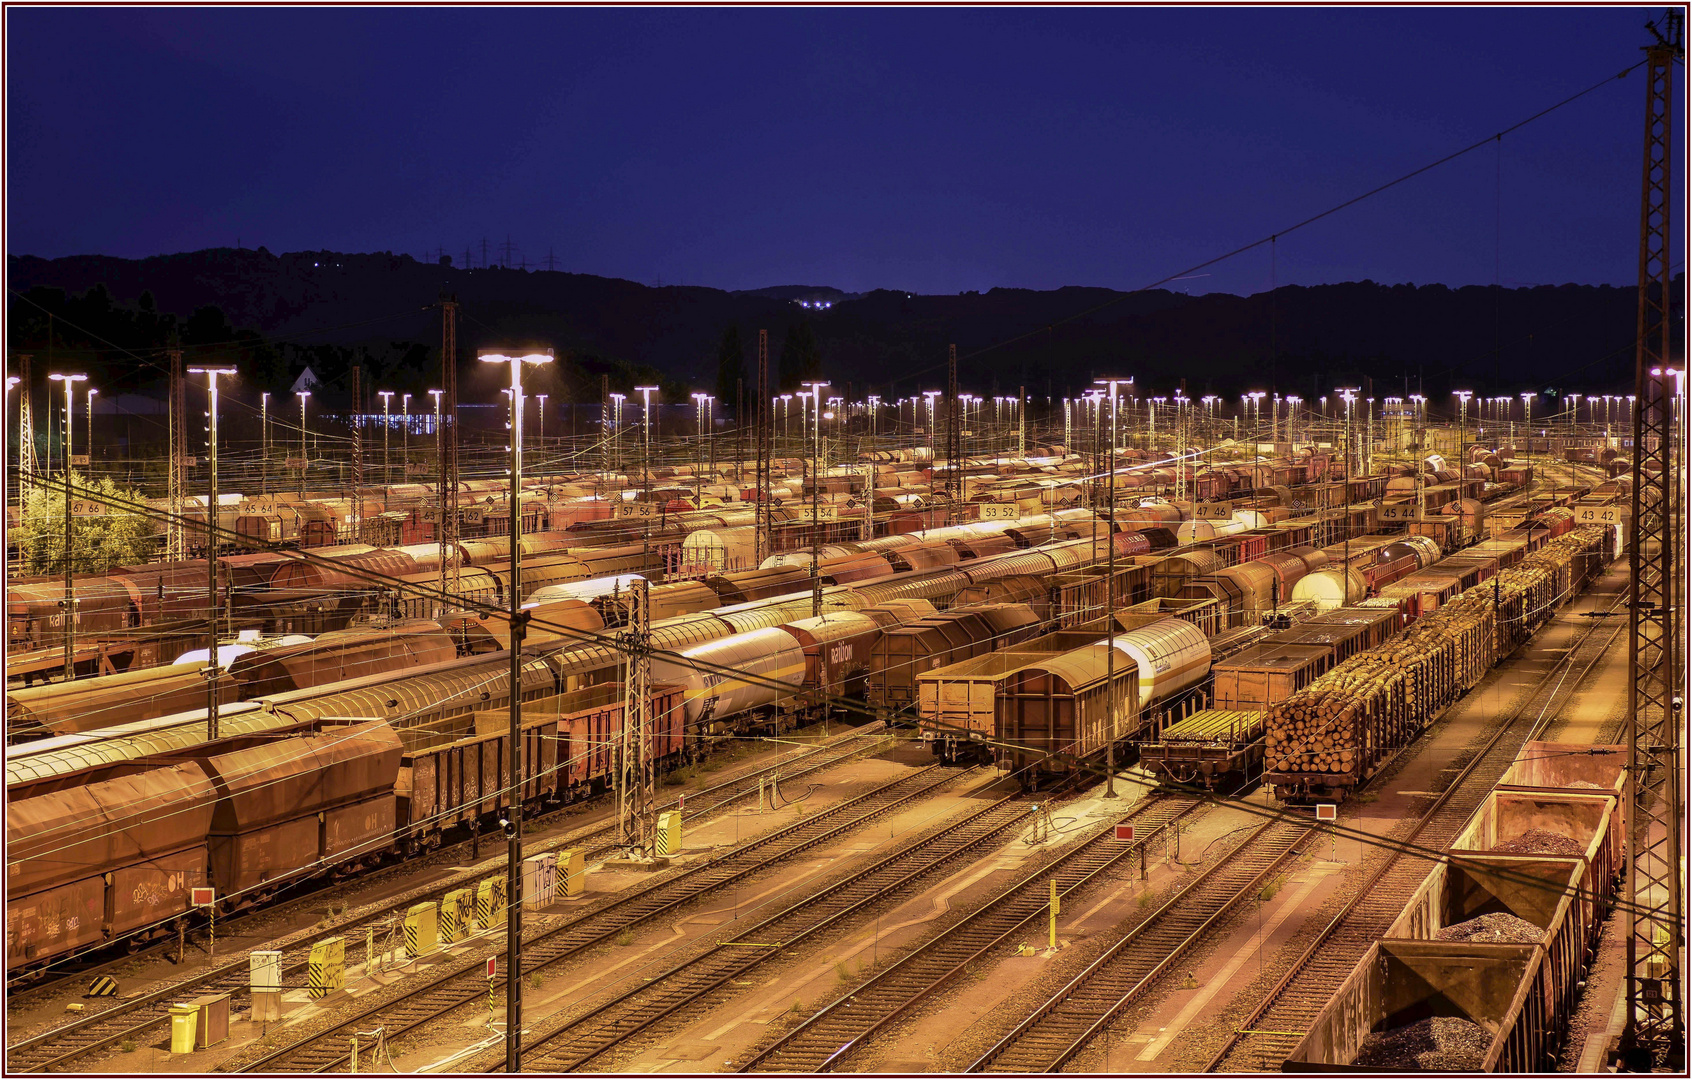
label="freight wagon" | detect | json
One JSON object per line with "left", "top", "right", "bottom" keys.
{"left": 1283, "top": 739, "right": 1624, "bottom": 1072}
{"left": 1136, "top": 708, "right": 1266, "bottom": 793}
{"left": 1263, "top": 527, "right": 1609, "bottom": 803}
{"left": 6, "top": 721, "right": 400, "bottom": 977}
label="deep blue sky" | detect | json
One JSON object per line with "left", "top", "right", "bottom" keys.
{"left": 7, "top": 6, "right": 1673, "bottom": 295}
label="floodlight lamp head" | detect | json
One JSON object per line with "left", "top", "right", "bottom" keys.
{"left": 479, "top": 348, "right": 554, "bottom": 366}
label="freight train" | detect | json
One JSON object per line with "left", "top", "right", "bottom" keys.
{"left": 1263, "top": 524, "right": 1611, "bottom": 802}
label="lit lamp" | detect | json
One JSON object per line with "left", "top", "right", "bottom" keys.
{"left": 476, "top": 347, "right": 552, "bottom": 1075}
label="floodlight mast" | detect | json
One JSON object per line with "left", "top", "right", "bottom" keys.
{"left": 1094, "top": 376, "right": 1130, "bottom": 800}
{"left": 476, "top": 347, "right": 553, "bottom": 1075}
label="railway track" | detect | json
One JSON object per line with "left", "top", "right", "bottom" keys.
{"left": 4, "top": 727, "right": 884, "bottom": 1073}
{"left": 518, "top": 783, "right": 1052, "bottom": 1071}
{"left": 232, "top": 763, "right": 971, "bottom": 1072}
{"left": 968, "top": 818, "right": 1311, "bottom": 1073}
{"left": 1203, "top": 566, "right": 1634, "bottom": 1072}
{"left": 739, "top": 794, "right": 1203, "bottom": 1073}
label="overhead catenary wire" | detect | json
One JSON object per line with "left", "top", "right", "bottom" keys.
{"left": 884, "top": 57, "right": 1648, "bottom": 388}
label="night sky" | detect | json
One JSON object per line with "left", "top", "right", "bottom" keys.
{"left": 8, "top": 6, "right": 1673, "bottom": 295}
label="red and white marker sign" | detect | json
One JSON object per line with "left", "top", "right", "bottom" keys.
{"left": 1114, "top": 823, "right": 1136, "bottom": 842}
{"left": 191, "top": 887, "right": 216, "bottom": 907}
{"left": 1314, "top": 803, "right": 1338, "bottom": 822}
{"left": 486, "top": 957, "right": 497, "bottom": 978}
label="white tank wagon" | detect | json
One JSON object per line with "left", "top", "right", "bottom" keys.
{"left": 1293, "top": 567, "right": 1371, "bottom": 611}
{"left": 525, "top": 573, "right": 647, "bottom": 606}
{"left": 1176, "top": 517, "right": 1248, "bottom": 544}
{"left": 1108, "top": 616, "right": 1212, "bottom": 721}
{"left": 651, "top": 628, "right": 808, "bottom": 733}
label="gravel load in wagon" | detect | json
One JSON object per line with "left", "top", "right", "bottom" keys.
{"left": 1434, "top": 912, "right": 1544, "bottom": 944}
{"left": 1353, "top": 1016, "right": 1494, "bottom": 1070}
{"left": 1490, "top": 828, "right": 1586, "bottom": 857}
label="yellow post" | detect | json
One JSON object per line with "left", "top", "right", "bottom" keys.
{"left": 656, "top": 811, "right": 682, "bottom": 856}
{"left": 556, "top": 848, "right": 585, "bottom": 898}
{"left": 308, "top": 936, "right": 346, "bottom": 998}
{"left": 403, "top": 902, "right": 438, "bottom": 958}
{"left": 1048, "top": 879, "right": 1059, "bottom": 950}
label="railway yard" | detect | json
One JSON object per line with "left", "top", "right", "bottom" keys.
{"left": 3, "top": 388, "right": 1679, "bottom": 1076}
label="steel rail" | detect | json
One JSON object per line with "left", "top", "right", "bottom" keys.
{"left": 739, "top": 794, "right": 1204, "bottom": 1072}
{"left": 968, "top": 818, "right": 1311, "bottom": 1072}
{"left": 1203, "top": 563, "right": 1634, "bottom": 1072}
{"left": 232, "top": 764, "right": 968, "bottom": 1073}
{"left": 519, "top": 785, "right": 1049, "bottom": 1071}
{"left": 4, "top": 729, "right": 879, "bottom": 1073}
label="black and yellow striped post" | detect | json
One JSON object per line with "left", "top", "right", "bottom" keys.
{"left": 556, "top": 849, "right": 585, "bottom": 898}
{"left": 308, "top": 937, "right": 346, "bottom": 999}
{"left": 475, "top": 877, "right": 506, "bottom": 930}
{"left": 440, "top": 888, "right": 469, "bottom": 944}
{"left": 656, "top": 812, "right": 682, "bottom": 856}
{"left": 403, "top": 903, "right": 437, "bottom": 959}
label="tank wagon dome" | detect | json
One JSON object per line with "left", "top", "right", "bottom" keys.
{"left": 525, "top": 573, "right": 648, "bottom": 606}
{"left": 1291, "top": 567, "right": 1369, "bottom": 610}
{"left": 1108, "top": 616, "right": 1211, "bottom": 707}
{"left": 650, "top": 628, "right": 807, "bottom": 728}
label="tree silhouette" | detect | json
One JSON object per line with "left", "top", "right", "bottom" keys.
{"left": 714, "top": 325, "right": 745, "bottom": 416}
{"left": 777, "top": 320, "right": 821, "bottom": 391}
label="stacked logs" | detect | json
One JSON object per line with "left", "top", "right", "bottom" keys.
{"left": 1266, "top": 527, "right": 1606, "bottom": 787}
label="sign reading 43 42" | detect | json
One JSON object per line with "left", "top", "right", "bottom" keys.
{"left": 1574, "top": 506, "right": 1622, "bottom": 525}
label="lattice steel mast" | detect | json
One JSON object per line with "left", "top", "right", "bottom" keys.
{"left": 755, "top": 329, "right": 772, "bottom": 565}
{"left": 438, "top": 296, "right": 460, "bottom": 607}
{"left": 1621, "top": 9, "right": 1684, "bottom": 1070}
{"left": 946, "top": 344, "right": 961, "bottom": 520}
{"left": 168, "top": 345, "right": 187, "bottom": 562}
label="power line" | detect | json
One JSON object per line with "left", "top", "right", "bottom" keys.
{"left": 897, "top": 57, "right": 1649, "bottom": 384}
